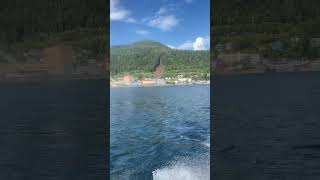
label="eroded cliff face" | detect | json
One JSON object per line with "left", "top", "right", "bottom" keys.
{"left": 154, "top": 64, "right": 166, "bottom": 79}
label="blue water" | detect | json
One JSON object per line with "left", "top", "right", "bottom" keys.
{"left": 110, "top": 85, "right": 210, "bottom": 180}
{"left": 0, "top": 80, "right": 107, "bottom": 180}
{"left": 213, "top": 72, "right": 320, "bottom": 179}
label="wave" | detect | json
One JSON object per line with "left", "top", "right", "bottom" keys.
{"left": 152, "top": 155, "right": 209, "bottom": 180}
{"left": 202, "top": 137, "right": 210, "bottom": 148}
{"left": 203, "top": 142, "right": 210, "bottom": 148}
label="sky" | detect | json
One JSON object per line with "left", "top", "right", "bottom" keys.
{"left": 110, "top": 0, "right": 210, "bottom": 51}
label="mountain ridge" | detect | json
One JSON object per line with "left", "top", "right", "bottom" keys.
{"left": 110, "top": 40, "right": 209, "bottom": 79}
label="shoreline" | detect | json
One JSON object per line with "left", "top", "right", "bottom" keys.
{"left": 0, "top": 75, "right": 106, "bottom": 83}
{"left": 110, "top": 82, "right": 210, "bottom": 88}
{"left": 214, "top": 68, "right": 320, "bottom": 76}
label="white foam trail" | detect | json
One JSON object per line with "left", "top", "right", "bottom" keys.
{"left": 202, "top": 137, "right": 210, "bottom": 148}
{"left": 203, "top": 142, "right": 210, "bottom": 148}
{"left": 152, "top": 155, "right": 209, "bottom": 180}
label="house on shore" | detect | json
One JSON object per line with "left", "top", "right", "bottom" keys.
{"left": 142, "top": 79, "right": 157, "bottom": 86}
{"left": 123, "top": 75, "right": 135, "bottom": 85}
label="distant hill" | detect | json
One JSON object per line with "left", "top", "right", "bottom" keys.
{"left": 213, "top": 0, "right": 320, "bottom": 28}
{"left": 212, "top": 0, "right": 320, "bottom": 61}
{"left": 110, "top": 40, "right": 210, "bottom": 79}
{"left": 1, "top": 0, "right": 107, "bottom": 44}
{"left": 0, "top": 0, "right": 107, "bottom": 63}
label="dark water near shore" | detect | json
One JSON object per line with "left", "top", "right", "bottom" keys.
{"left": 111, "top": 85, "right": 210, "bottom": 180}
{"left": 213, "top": 72, "right": 320, "bottom": 180}
{"left": 0, "top": 80, "right": 108, "bottom": 180}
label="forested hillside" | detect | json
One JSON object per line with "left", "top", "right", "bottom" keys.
{"left": 212, "top": 0, "right": 320, "bottom": 59}
{"left": 1, "top": 0, "right": 107, "bottom": 42}
{"left": 213, "top": 0, "right": 320, "bottom": 33}
{"left": 0, "top": 0, "right": 108, "bottom": 61}
{"left": 110, "top": 40, "right": 210, "bottom": 79}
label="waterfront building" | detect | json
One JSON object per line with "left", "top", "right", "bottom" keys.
{"left": 123, "top": 75, "right": 134, "bottom": 85}
{"left": 142, "top": 79, "right": 157, "bottom": 86}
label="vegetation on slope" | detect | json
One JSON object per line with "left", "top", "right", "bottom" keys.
{"left": 110, "top": 40, "right": 210, "bottom": 79}
{"left": 212, "top": 0, "right": 320, "bottom": 59}
{"left": 0, "top": 0, "right": 108, "bottom": 62}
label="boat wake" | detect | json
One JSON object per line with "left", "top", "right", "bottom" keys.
{"left": 203, "top": 142, "right": 210, "bottom": 148}
{"left": 202, "top": 138, "right": 210, "bottom": 148}
{"left": 152, "top": 154, "right": 209, "bottom": 180}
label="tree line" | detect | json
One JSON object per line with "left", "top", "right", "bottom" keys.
{"left": 212, "top": 0, "right": 320, "bottom": 59}
{"left": 0, "top": 0, "right": 108, "bottom": 44}
{"left": 110, "top": 41, "right": 210, "bottom": 78}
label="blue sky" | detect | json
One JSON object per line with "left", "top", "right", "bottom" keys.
{"left": 110, "top": 0, "right": 210, "bottom": 50}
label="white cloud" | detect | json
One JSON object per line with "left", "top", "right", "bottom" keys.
{"left": 169, "top": 36, "right": 210, "bottom": 51}
{"left": 143, "top": 6, "right": 179, "bottom": 31}
{"left": 110, "top": 0, "right": 128, "bottom": 21}
{"left": 193, "top": 37, "right": 210, "bottom": 50}
{"left": 110, "top": 0, "right": 135, "bottom": 23}
{"left": 136, "top": 30, "right": 150, "bottom": 35}
{"left": 178, "top": 41, "right": 194, "bottom": 50}
{"left": 148, "top": 15, "right": 179, "bottom": 31}
{"left": 167, "top": 44, "right": 176, "bottom": 49}
{"left": 157, "top": 7, "right": 168, "bottom": 15}
{"left": 141, "top": 17, "right": 149, "bottom": 23}
{"left": 126, "top": 17, "right": 136, "bottom": 23}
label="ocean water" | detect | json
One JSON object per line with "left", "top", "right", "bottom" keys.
{"left": 111, "top": 85, "right": 210, "bottom": 180}
{"left": 0, "top": 80, "right": 108, "bottom": 180}
{"left": 213, "top": 72, "right": 320, "bottom": 180}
